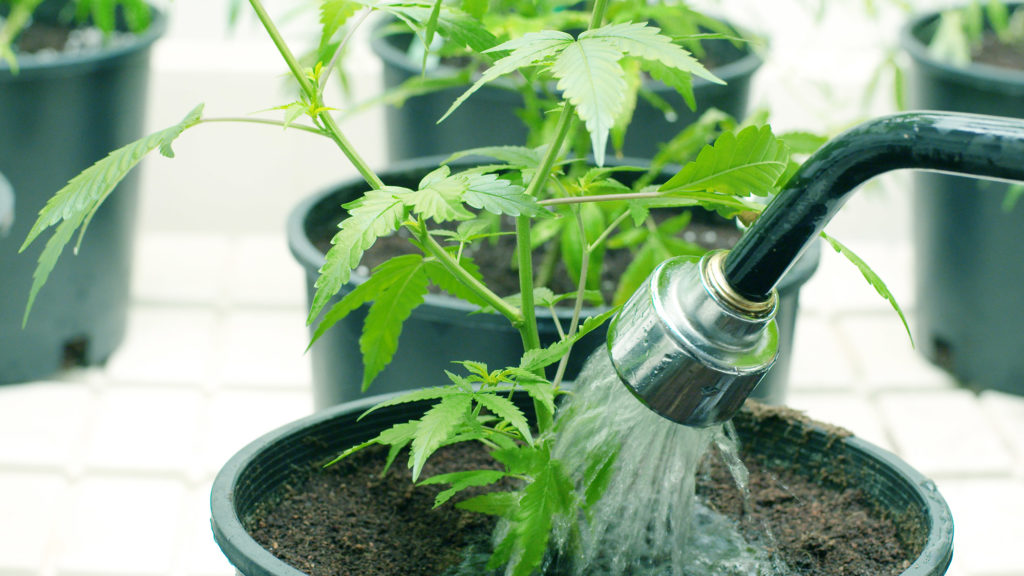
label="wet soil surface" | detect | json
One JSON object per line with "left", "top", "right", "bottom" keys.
{"left": 248, "top": 433, "right": 914, "bottom": 576}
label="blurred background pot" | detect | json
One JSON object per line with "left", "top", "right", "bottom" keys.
{"left": 0, "top": 2, "right": 165, "bottom": 384}
{"left": 901, "top": 5, "right": 1024, "bottom": 395}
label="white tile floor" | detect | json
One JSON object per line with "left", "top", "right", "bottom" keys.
{"left": 1, "top": 232, "right": 1023, "bottom": 576}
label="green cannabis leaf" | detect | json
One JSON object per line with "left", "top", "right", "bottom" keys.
{"left": 821, "top": 232, "right": 914, "bottom": 347}
{"left": 441, "top": 22, "right": 720, "bottom": 166}
{"left": 659, "top": 124, "right": 790, "bottom": 197}
{"left": 19, "top": 104, "right": 204, "bottom": 325}
{"left": 309, "top": 188, "right": 407, "bottom": 323}
{"left": 359, "top": 254, "right": 432, "bottom": 390}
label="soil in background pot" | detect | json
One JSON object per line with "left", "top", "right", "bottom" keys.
{"left": 247, "top": 423, "right": 913, "bottom": 576}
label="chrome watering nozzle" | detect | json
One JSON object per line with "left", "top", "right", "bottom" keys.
{"left": 607, "top": 251, "right": 779, "bottom": 427}
{"left": 608, "top": 111, "right": 1024, "bottom": 427}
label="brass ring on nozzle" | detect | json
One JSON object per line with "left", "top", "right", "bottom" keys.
{"left": 704, "top": 251, "right": 776, "bottom": 318}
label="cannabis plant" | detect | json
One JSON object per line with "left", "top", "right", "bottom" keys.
{"left": 18, "top": 0, "right": 903, "bottom": 574}
{"left": 0, "top": 0, "right": 152, "bottom": 69}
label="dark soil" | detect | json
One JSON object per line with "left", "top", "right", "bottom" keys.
{"left": 13, "top": 23, "right": 71, "bottom": 54}
{"left": 973, "top": 33, "right": 1024, "bottom": 71}
{"left": 248, "top": 429, "right": 915, "bottom": 576}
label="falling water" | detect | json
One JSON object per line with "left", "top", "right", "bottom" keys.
{"left": 548, "top": 351, "right": 781, "bottom": 575}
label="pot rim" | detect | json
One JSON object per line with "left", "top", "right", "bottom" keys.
{"left": 211, "top": 392, "right": 954, "bottom": 576}
{"left": 367, "top": 13, "right": 763, "bottom": 92}
{"left": 900, "top": 4, "right": 1024, "bottom": 91}
{"left": 286, "top": 157, "right": 820, "bottom": 324}
{"left": 0, "top": 4, "right": 167, "bottom": 79}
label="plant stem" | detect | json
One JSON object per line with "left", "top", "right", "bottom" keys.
{"left": 414, "top": 223, "right": 524, "bottom": 327}
{"left": 552, "top": 208, "right": 591, "bottom": 387}
{"left": 200, "top": 117, "right": 328, "bottom": 136}
{"left": 247, "top": 0, "right": 384, "bottom": 190}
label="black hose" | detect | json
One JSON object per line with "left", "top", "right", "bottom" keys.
{"left": 723, "top": 112, "right": 1024, "bottom": 301}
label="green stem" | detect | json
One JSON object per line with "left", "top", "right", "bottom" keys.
{"left": 247, "top": 0, "right": 384, "bottom": 190}
{"left": 552, "top": 208, "right": 590, "bottom": 388}
{"left": 414, "top": 223, "right": 524, "bottom": 327}
{"left": 200, "top": 117, "right": 328, "bottom": 136}
{"left": 588, "top": 0, "right": 611, "bottom": 29}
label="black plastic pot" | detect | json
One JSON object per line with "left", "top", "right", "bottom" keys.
{"left": 0, "top": 3, "right": 165, "bottom": 384}
{"left": 369, "top": 18, "right": 762, "bottom": 162}
{"left": 901, "top": 6, "right": 1024, "bottom": 395}
{"left": 210, "top": 390, "right": 954, "bottom": 576}
{"left": 287, "top": 158, "right": 819, "bottom": 409}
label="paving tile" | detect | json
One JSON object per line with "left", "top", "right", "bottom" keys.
{"left": 799, "top": 240, "right": 915, "bottom": 314}
{"left": 836, "top": 312, "right": 956, "bottom": 391}
{"left": 0, "top": 381, "right": 92, "bottom": 471}
{"left": 105, "top": 306, "right": 221, "bottom": 387}
{"left": 0, "top": 472, "right": 69, "bottom": 575}
{"left": 223, "top": 235, "right": 307, "bottom": 307}
{"left": 876, "top": 390, "right": 1015, "bottom": 478}
{"left": 56, "top": 475, "right": 186, "bottom": 576}
{"left": 83, "top": 386, "right": 204, "bottom": 478}
{"left": 787, "top": 314, "right": 857, "bottom": 392}
{"left": 179, "top": 483, "right": 236, "bottom": 576}
{"left": 218, "top": 309, "right": 312, "bottom": 388}
{"left": 935, "top": 478, "right": 1024, "bottom": 576}
{"left": 785, "top": 391, "right": 892, "bottom": 451}
{"left": 132, "top": 234, "right": 230, "bottom": 304}
{"left": 979, "top": 391, "right": 1024, "bottom": 472}
{"left": 200, "top": 389, "right": 311, "bottom": 477}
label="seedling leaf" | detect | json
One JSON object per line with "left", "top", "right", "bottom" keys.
{"left": 659, "top": 125, "right": 789, "bottom": 197}
{"left": 474, "top": 392, "right": 533, "bottom": 445}
{"left": 309, "top": 188, "right": 407, "bottom": 323}
{"left": 20, "top": 104, "right": 204, "bottom": 325}
{"left": 821, "top": 232, "right": 913, "bottom": 347}
{"left": 411, "top": 394, "right": 473, "bottom": 481}
{"left": 360, "top": 254, "right": 432, "bottom": 390}
{"left": 419, "top": 469, "right": 507, "bottom": 508}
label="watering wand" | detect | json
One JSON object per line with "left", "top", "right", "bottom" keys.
{"left": 607, "top": 111, "right": 1024, "bottom": 427}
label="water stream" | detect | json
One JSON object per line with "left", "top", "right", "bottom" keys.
{"left": 547, "top": 351, "right": 784, "bottom": 576}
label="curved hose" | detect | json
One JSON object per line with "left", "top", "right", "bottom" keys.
{"left": 724, "top": 112, "right": 1024, "bottom": 301}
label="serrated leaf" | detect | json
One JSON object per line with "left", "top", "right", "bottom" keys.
{"left": 612, "top": 240, "right": 665, "bottom": 306}
{"left": 360, "top": 254, "right": 432, "bottom": 390}
{"left": 309, "top": 188, "right": 407, "bottom": 323}
{"left": 404, "top": 166, "right": 475, "bottom": 222}
{"left": 423, "top": 258, "right": 490, "bottom": 307}
{"left": 419, "top": 469, "right": 507, "bottom": 508}
{"left": 440, "top": 30, "right": 572, "bottom": 124}
{"left": 324, "top": 420, "right": 419, "bottom": 469}
{"left": 390, "top": 5, "right": 499, "bottom": 54}
{"left": 20, "top": 104, "right": 204, "bottom": 325}
{"left": 456, "top": 491, "right": 520, "bottom": 516}
{"left": 411, "top": 394, "right": 474, "bottom": 481}
{"left": 503, "top": 459, "right": 574, "bottom": 576}
{"left": 582, "top": 443, "right": 620, "bottom": 508}
{"left": 474, "top": 392, "right": 533, "bottom": 445}
{"left": 822, "top": 232, "right": 913, "bottom": 347}
{"left": 582, "top": 22, "right": 722, "bottom": 85}
{"left": 552, "top": 36, "right": 627, "bottom": 167}
{"left": 358, "top": 385, "right": 460, "bottom": 420}
{"left": 659, "top": 125, "right": 789, "bottom": 198}
{"left": 518, "top": 307, "right": 619, "bottom": 372}
{"left": 319, "top": 0, "right": 360, "bottom": 49}
{"left": 462, "top": 173, "right": 545, "bottom": 217}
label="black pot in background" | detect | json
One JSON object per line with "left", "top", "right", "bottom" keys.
{"left": 901, "top": 6, "right": 1024, "bottom": 395}
{"left": 369, "top": 18, "right": 762, "bottom": 162}
{"left": 287, "top": 158, "right": 819, "bottom": 410}
{"left": 210, "top": 390, "right": 953, "bottom": 576}
{"left": 0, "top": 4, "right": 165, "bottom": 384}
